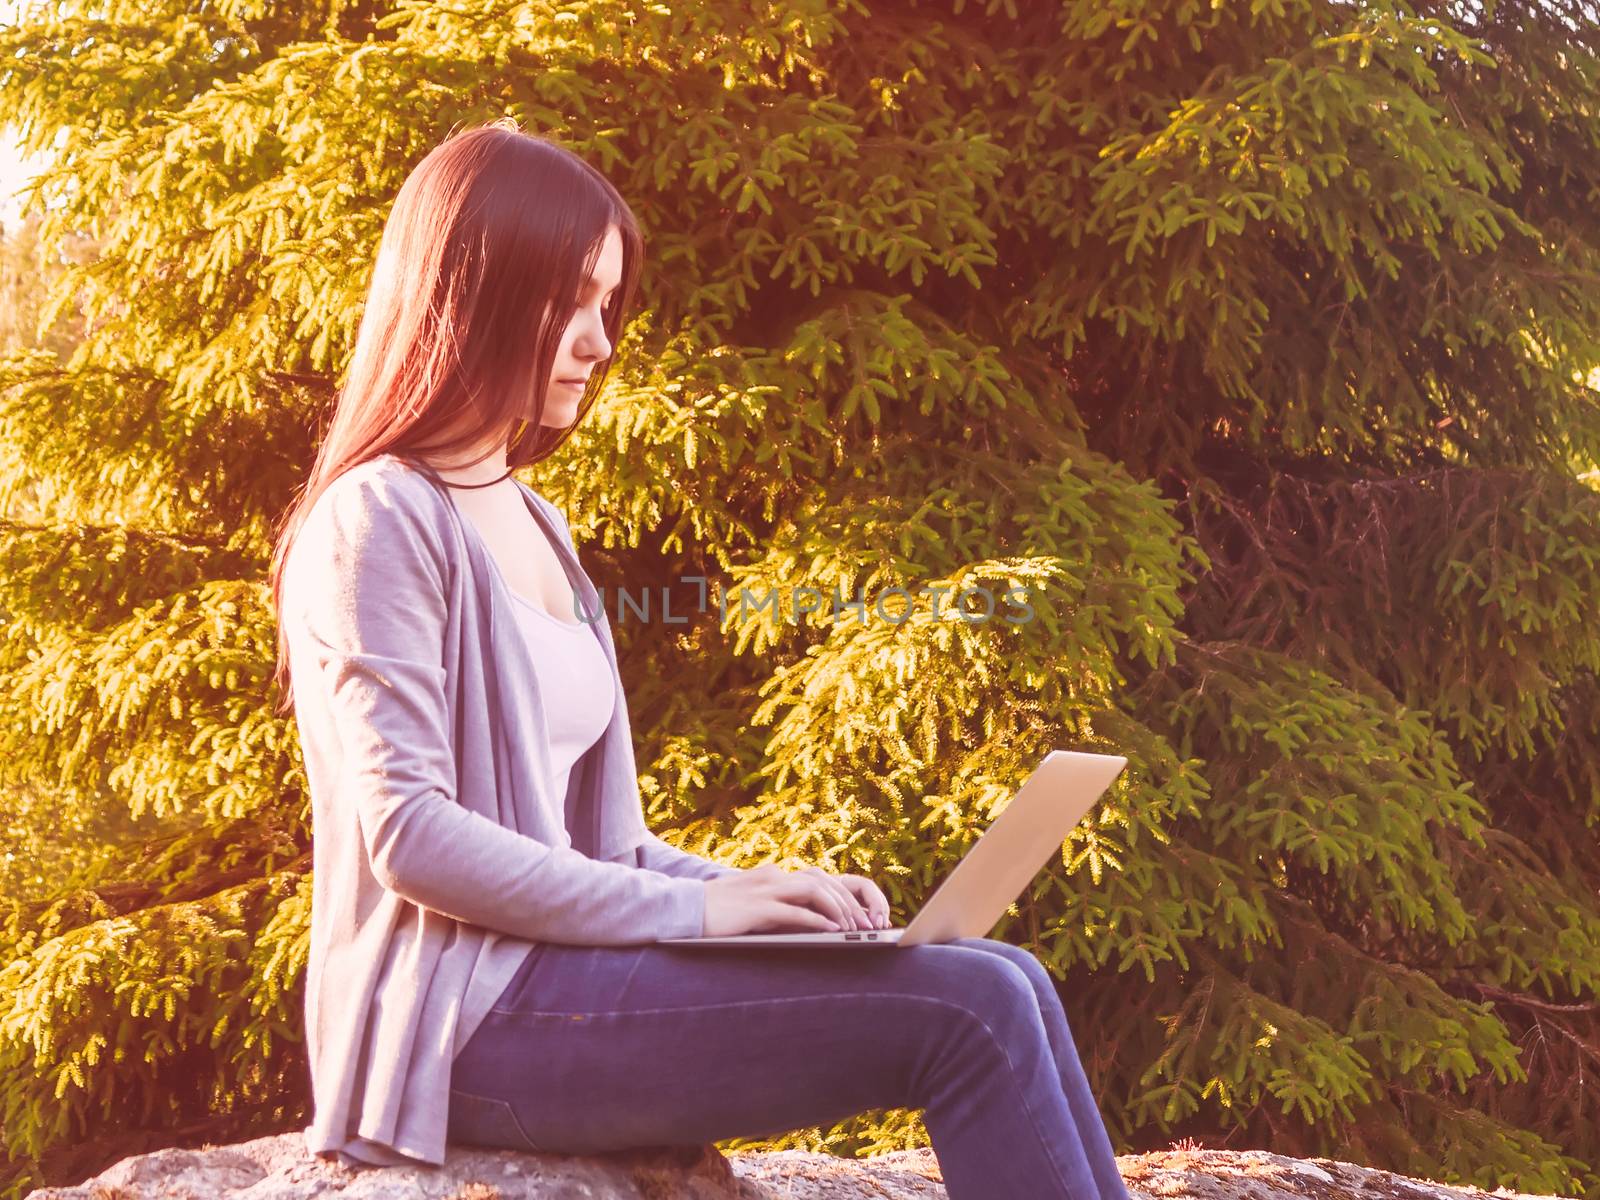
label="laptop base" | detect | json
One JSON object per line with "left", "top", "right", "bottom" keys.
{"left": 657, "top": 928, "right": 906, "bottom": 947}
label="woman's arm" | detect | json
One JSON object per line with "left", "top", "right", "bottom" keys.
{"left": 285, "top": 470, "right": 710, "bottom": 942}
{"left": 634, "top": 830, "right": 742, "bottom": 881}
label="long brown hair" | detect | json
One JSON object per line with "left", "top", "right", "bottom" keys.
{"left": 266, "top": 118, "right": 644, "bottom": 715}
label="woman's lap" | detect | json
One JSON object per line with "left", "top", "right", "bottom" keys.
{"left": 448, "top": 934, "right": 1091, "bottom": 1160}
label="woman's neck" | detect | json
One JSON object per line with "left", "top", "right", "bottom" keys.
{"left": 416, "top": 440, "right": 512, "bottom": 488}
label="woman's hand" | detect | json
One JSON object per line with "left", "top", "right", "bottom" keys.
{"left": 702, "top": 864, "right": 893, "bottom": 937}
{"left": 799, "top": 865, "right": 892, "bottom": 931}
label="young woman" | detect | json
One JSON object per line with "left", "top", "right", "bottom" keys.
{"left": 268, "top": 119, "right": 1131, "bottom": 1200}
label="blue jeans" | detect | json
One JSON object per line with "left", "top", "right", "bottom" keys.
{"left": 448, "top": 935, "right": 1131, "bottom": 1200}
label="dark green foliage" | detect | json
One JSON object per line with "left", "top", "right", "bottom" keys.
{"left": 0, "top": 0, "right": 1596, "bottom": 1196}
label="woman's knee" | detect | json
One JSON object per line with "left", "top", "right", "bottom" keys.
{"left": 889, "top": 948, "right": 1043, "bottom": 1103}
{"left": 953, "top": 936, "right": 1060, "bottom": 997}
{"left": 921, "top": 941, "right": 1050, "bottom": 1038}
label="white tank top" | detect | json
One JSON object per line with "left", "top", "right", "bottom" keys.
{"left": 507, "top": 589, "right": 615, "bottom": 848}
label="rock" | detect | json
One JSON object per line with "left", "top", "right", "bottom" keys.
{"left": 20, "top": 1134, "right": 1575, "bottom": 1200}
{"left": 1117, "top": 1149, "right": 1566, "bottom": 1200}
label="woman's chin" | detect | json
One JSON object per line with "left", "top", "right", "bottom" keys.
{"left": 538, "top": 400, "right": 582, "bottom": 429}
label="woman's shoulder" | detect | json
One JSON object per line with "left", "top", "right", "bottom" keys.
{"left": 293, "top": 454, "right": 453, "bottom": 576}
{"left": 311, "top": 454, "right": 444, "bottom": 520}
{"left": 333, "top": 451, "right": 440, "bottom": 499}
{"left": 279, "top": 458, "right": 458, "bottom": 663}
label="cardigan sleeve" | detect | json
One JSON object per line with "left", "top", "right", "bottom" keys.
{"left": 634, "top": 829, "right": 743, "bottom": 880}
{"left": 284, "top": 470, "right": 710, "bottom": 944}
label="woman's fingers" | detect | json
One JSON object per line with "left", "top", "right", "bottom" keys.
{"left": 803, "top": 867, "right": 871, "bottom": 929}
{"left": 769, "top": 901, "right": 839, "bottom": 932}
{"left": 839, "top": 874, "right": 892, "bottom": 928}
{"left": 746, "top": 864, "right": 883, "bottom": 932}
{"left": 781, "top": 870, "right": 852, "bottom": 928}
{"left": 807, "top": 873, "right": 858, "bottom": 928}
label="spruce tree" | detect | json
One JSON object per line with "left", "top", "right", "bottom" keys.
{"left": 0, "top": 0, "right": 1596, "bottom": 1197}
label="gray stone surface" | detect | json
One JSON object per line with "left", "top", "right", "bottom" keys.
{"left": 21, "top": 1135, "right": 1575, "bottom": 1200}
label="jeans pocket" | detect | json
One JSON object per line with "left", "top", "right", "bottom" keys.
{"left": 447, "top": 1088, "right": 542, "bottom": 1154}
{"left": 490, "top": 943, "right": 648, "bottom": 1015}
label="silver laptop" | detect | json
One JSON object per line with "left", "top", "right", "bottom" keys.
{"left": 656, "top": 750, "right": 1127, "bottom": 948}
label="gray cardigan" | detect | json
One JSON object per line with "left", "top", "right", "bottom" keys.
{"left": 280, "top": 452, "right": 740, "bottom": 1167}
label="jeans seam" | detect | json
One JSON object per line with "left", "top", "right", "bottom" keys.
{"left": 490, "top": 989, "right": 917, "bottom": 1018}
{"left": 484, "top": 989, "right": 1083, "bottom": 1199}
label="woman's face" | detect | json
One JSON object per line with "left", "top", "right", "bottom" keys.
{"left": 540, "top": 224, "right": 623, "bottom": 428}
